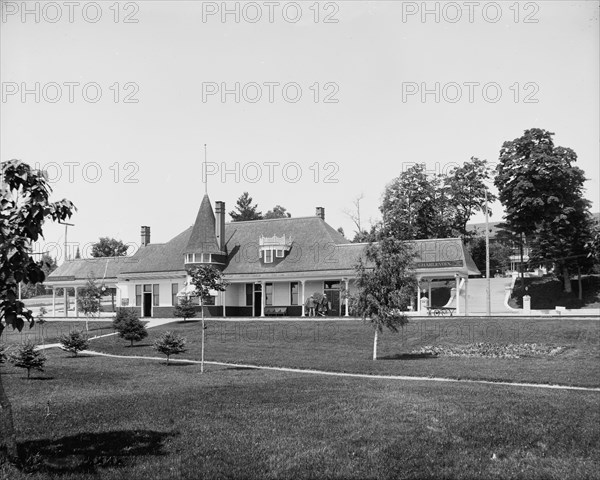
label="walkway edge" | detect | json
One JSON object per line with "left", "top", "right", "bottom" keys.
{"left": 74, "top": 349, "right": 600, "bottom": 393}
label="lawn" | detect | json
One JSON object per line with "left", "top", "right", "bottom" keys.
{"left": 1, "top": 350, "right": 599, "bottom": 479}
{"left": 1, "top": 321, "right": 118, "bottom": 346}
{"left": 91, "top": 317, "right": 600, "bottom": 388}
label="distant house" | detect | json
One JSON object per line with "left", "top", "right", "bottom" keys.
{"left": 46, "top": 195, "right": 479, "bottom": 317}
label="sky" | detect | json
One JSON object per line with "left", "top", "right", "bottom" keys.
{"left": 1, "top": 0, "right": 599, "bottom": 262}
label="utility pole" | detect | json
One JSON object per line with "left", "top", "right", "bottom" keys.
{"left": 485, "top": 189, "right": 491, "bottom": 317}
{"left": 58, "top": 221, "right": 74, "bottom": 317}
{"left": 59, "top": 221, "right": 75, "bottom": 261}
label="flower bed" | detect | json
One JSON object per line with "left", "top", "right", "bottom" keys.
{"left": 411, "top": 343, "right": 567, "bottom": 359}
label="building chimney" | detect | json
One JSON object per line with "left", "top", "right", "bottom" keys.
{"left": 316, "top": 207, "right": 325, "bottom": 221}
{"left": 215, "top": 201, "right": 226, "bottom": 252}
{"left": 141, "top": 226, "right": 151, "bottom": 247}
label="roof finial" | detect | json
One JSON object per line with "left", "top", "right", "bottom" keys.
{"left": 204, "top": 143, "right": 208, "bottom": 195}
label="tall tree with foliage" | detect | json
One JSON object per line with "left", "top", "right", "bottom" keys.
{"left": 0, "top": 159, "right": 75, "bottom": 462}
{"left": 91, "top": 237, "right": 128, "bottom": 257}
{"left": 19, "top": 253, "right": 58, "bottom": 298}
{"left": 229, "top": 192, "right": 263, "bottom": 221}
{"left": 381, "top": 164, "right": 449, "bottom": 240}
{"left": 495, "top": 128, "right": 593, "bottom": 292}
{"left": 264, "top": 205, "right": 291, "bottom": 219}
{"left": 468, "top": 235, "right": 511, "bottom": 276}
{"left": 188, "top": 265, "right": 229, "bottom": 373}
{"left": 354, "top": 234, "right": 417, "bottom": 360}
{"left": 445, "top": 157, "right": 496, "bottom": 238}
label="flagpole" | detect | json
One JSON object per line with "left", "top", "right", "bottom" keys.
{"left": 204, "top": 143, "right": 207, "bottom": 195}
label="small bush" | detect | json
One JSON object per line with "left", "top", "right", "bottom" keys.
{"left": 174, "top": 297, "right": 197, "bottom": 321}
{"left": 9, "top": 341, "right": 47, "bottom": 378}
{"left": 113, "top": 308, "right": 148, "bottom": 347}
{"left": 0, "top": 343, "right": 9, "bottom": 364}
{"left": 59, "top": 330, "right": 90, "bottom": 357}
{"left": 37, "top": 306, "right": 48, "bottom": 324}
{"left": 153, "top": 331, "right": 187, "bottom": 365}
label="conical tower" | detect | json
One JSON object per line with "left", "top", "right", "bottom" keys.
{"left": 183, "top": 194, "right": 227, "bottom": 268}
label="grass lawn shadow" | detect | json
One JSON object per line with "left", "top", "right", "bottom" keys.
{"left": 379, "top": 353, "right": 438, "bottom": 360}
{"left": 19, "top": 429, "right": 175, "bottom": 474}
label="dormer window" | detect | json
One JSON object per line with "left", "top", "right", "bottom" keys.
{"left": 259, "top": 235, "right": 292, "bottom": 264}
{"left": 184, "top": 253, "right": 212, "bottom": 263}
{"left": 264, "top": 250, "right": 273, "bottom": 263}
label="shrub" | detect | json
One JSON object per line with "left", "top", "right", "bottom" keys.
{"left": 113, "top": 308, "right": 148, "bottom": 347}
{"left": 174, "top": 297, "right": 197, "bottom": 321}
{"left": 9, "top": 341, "right": 46, "bottom": 379}
{"left": 153, "top": 331, "right": 187, "bottom": 365}
{"left": 0, "top": 343, "right": 9, "bottom": 364}
{"left": 37, "top": 306, "right": 48, "bottom": 325}
{"left": 59, "top": 330, "right": 90, "bottom": 357}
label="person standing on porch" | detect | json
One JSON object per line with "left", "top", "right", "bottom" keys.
{"left": 318, "top": 294, "right": 330, "bottom": 316}
{"left": 305, "top": 294, "right": 316, "bottom": 317}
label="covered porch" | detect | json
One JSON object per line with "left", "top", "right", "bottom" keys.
{"left": 211, "top": 273, "right": 357, "bottom": 318}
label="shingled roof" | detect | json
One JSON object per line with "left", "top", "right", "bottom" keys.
{"left": 119, "top": 215, "right": 355, "bottom": 276}
{"left": 45, "top": 256, "right": 131, "bottom": 284}
{"left": 184, "top": 194, "right": 223, "bottom": 255}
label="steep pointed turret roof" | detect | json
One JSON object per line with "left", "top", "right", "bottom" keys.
{"left": 184, "top": 194, "right": 223, "bottom": 255}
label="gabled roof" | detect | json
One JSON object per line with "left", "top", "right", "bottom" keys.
{"left": 118, "top": 215, "right": 354, "bottom": 276}
{"left": 411, "top": 238, "right": 480, "bottom": 276}
{"left": 184, "top": 194, "right": 222, "bottom": 255}
{"left": 45, "top": 256, "right": 130, "bottom": 284}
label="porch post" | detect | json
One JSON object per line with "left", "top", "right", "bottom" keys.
{"left": 52, "top": 287, "right": 56, "bottom": 318}
{"left": 416, "top": 277, "right": 421, "bottom": 313}
{"left": 464, "top": 276, "right": 469, "bottom": 316}
{"left": 344, "top": 278, "right": 349, "bottom": 317}
{"left": 74, "top": 286, "right": 78, "bottom": 318}
{"left": 300, "top": 280, "right": 306, "bottom": 317}
{"left": 64, "top": 286, "right": 68, "bottom": 317}
{"left": 455, "top": 276, "right": 461, "bottom": 315}
{"left": 222, "top": 289, "right": 226, "bottom": 317}
{"left": 428, "top": 280, "right": 432, "bottom": 308}
{"left": 260, "top": 281, "right": 265, "bottom": 317}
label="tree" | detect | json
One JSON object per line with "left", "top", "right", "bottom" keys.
{"left": 229, "top": 192, "right": 263, "bottom": 221}
{"left": 354, "top": 235, "right": 417, "bottom": 360}
{"left": 1, "top": 159, "right": 75, "bottom": 462}
{"left": 264, "top": 205, "right": 291, "bottom": 219}
{"left": 495, "top": 128, "right": 593, "bottom": 292}
{"left": 344, "top": 194, "right": 379, "bottom": 243}
{"left": 75, "top": 246, "right": 81, "bottom": 259}
{"left": 153, "top": 331, "right": 187, "bottom": 365}
{"left": 91, "top": 237, "right": 128, "bottom": 257}
{"left": 113, "top": 308, "right": 148, "bottom": 347}
{"left": 445, "top": 157, "right": 496, "bottom": 238}
{"left": 586, "top": 223, "right": 600, "bottom": 263}
{"left": 174, "top": 297, "right": 197, "bottom": 322}
{"left": 468, "top": 236, "right": 511, "bottom": 276}
{"left": 8, "top": 341, "right": 46, "bottom": 379}
{"left": 19, "top": 253, "right": 58, "bottom": 298}
{"left": 188, "top": 265, "right": 229, "bottom": 373}
{"left": 381, "top": 165, "right": 448, "bottom": 240}
{"left": 77, "top": 276, "right": 103, "bottom": 330}
{"left": 0, "top": 345, "right": 8, "bottom": 365}
{"left": 59, "top": 330, "right": 89, "bottom": 357}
